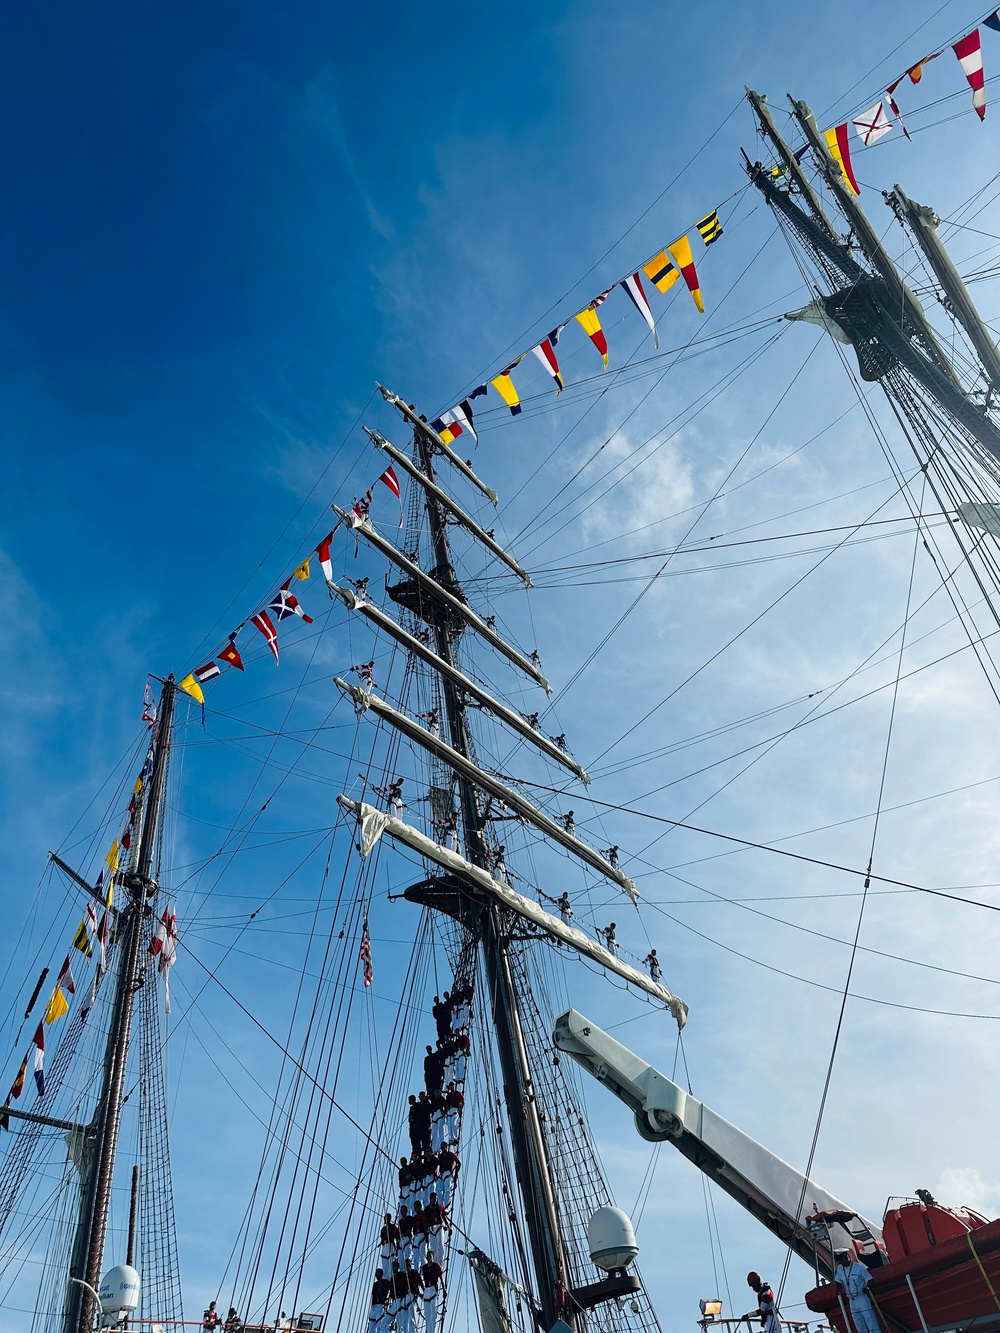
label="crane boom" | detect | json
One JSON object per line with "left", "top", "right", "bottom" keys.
{"left": 552, "top": 1009, "right": 883, "bottom": 1276}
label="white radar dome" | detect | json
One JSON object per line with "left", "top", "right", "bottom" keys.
{"left": 99, "top": 1264, "right": 140, "bottom": 1313}
{"left": 587, "top": 1207, "right": 639, "bottom": 1272}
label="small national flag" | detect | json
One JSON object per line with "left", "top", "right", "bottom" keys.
{"left": 531, "top": 337, "right": 564, "bottom": 392}
{"left": 668, "top": 236, "right": 705, "bottom": 313}
{"left": 352, "top": 489, "right": 373, "bottom": 521}
{"left": 140, "top": 745, "right": 155, "bottom": 781}
{"left": 696, "top": 209, "right": 724, "bottom": 246}
{"left": 251, "top": 610, "right": 280, "bottom": 663}
{"left": 643, "top": 249, "right": 680, "bottom": 295}
{"left": 194, "top": 661, "right": 222, "bottom": 686}
{"left": 359, "top": 917, "right": 373, "bottom": 988}
{"left": 43, "top": 986, "right": 69, "bottom": 1024}
{"left": 824, "top": 123, "right": 861, "bottom": 196}
{"left": 270, "top": 581, "right": 314, "bottom": 624}
{"left": 219, "top": 637, "right": 245, "bottom": 671}
{"left": 853, "top": 101, "right": 893, "bottom": 147}
{"left": 954, "top": 30, "right": 987, "bottom": 120}
{"left": 575, "top": 294, "right": 610, "bottom": 369}
{"left": 142, "top": 681, "right": 157, "bottom": 729}
{"left": 491, "top": 358, "right": 524, "bottom": 416}
{"left": 178, "top": 674, "right": 205, "bottom": 706}
{"left": 294, "top": 557, "right": 310, "bottom": 581}
{"left": 622, "top": 273, "right": 659, "bottom": 348}
{"left": 32, "top": 1025, "right": 44, "bottom": 1097}
{"left": 986, "top": 10, "right": 1000, "bottom": 33}
{"left": 770, "top": 161, "right": 789, "bottom": 178}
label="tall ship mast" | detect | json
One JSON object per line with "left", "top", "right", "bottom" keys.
{"left": 6, "top": 58, "right": 1000, "bottom": 1333}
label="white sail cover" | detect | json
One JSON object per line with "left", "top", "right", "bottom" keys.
{"left": 958, "top": 501, "right": 1000, "bottom": 537}
{"left": 338, "top": 797, "right": 688, "bottom": 1027}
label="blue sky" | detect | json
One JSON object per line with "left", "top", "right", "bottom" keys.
{"left": 4, "top": 0, "right": 1000, "bottom": 1329}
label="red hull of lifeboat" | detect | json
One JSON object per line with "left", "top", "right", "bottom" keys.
{"left": 806, "top": 1216, "right": 1000, "bottom": 1333}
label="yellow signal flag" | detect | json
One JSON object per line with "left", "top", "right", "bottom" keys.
{"left": 133, "top": 777, "right": 143, "bottom": 795}
{"left": 491, "top": 364, "right": 523, "bottom": 416}
{"left": 178, "top": 673, "right": 205, "bottom": 706}
{"left": 106, "top": 840, "right": 120, "bottom": 875}
{"left": 667, "top": 235, "right": 705, "bottom": 313}
{"left": 823, "top": 125, "right": 860, "bottom": 196}
{"left": 294, "top": 557, "right": 310, "bottom": 581}
{"left": 574, "top": 307, "right": 609, "bottom": 369}
{"left": 43, "top": 987, "right": 69, "bottom": 1025}
{"left": 643, "top": 250, "right": 681, "bottom": 295}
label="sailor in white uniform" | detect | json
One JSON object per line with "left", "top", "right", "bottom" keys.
{"left": 835, "top": 1250, "right": 881, "bottom": 1333}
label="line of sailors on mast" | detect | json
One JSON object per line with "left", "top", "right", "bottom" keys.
{"left": 368, "top": 983, "right": 473, "bottom": 1333}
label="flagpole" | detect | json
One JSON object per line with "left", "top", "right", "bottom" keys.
{"left": 66, "top": 675, "right": 177, "bottom": 1333}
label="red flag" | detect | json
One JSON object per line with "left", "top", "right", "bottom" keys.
{"left": 10, "top": 1054, "right": 27, "bottom": 1100}
{"left": 56, "top": 956, "right": 76, "bottom": 996}
{"left": 531, "top": 338, "right": 564, "bottom": 392}
{"left": 317, "top": 532, "right": 335, "bottom": 586}
{"left": 953, "top": 30, "right": 986, "bottom": 120}
{"left": 250, "top": 610, "right": 280, "bottom": 664}
{"left": 379, "top": 466, "right": 404, "bottom": 526}
{"left": 219, "top": 637, "right": 244, "bottom": 671}
{"left": 379, "top": 465, "right": 400, "bottom": 499}
{"left": 359, "top": 918, "right": 373, "bottom": 988}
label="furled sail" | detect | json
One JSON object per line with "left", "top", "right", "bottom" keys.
{"left": 335, "top": 680, "right": 636, "bottom": 901}
{"left": 332, "top": 507, "right": 550, "bottom": 690}
{"left": 330, "top": 582, "right": 588, "bottom": 782}
{"left": 364, "top": 428, "right": 532, "bottom": 585}
{"left": 337, "top": 797, "right": 688, "bottom": 1026}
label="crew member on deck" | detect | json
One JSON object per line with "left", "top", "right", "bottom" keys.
{"left": 835, "top": 1249, "right": 881, "bottom": 1333}
{"left": 746, "top": 1272, "right": 780, "bottom": 1333}
{"left": 203, "top": 1302, "right": 220, "bottom": 1330}
{"left": 224, "top": 1307, "right": 243, "bottom": 1332}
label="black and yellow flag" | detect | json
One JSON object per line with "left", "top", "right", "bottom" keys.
{"left": 696, "top": 210, "right": 723, "bottom": 246}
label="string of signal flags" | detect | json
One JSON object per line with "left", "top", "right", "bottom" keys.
{"left": 801, "top": 11, "right": 1000, "bottom": 201}
{"left": 0, "top": 737, "right": 178, "bottom": 1126}
{"left": 172, "top": 203, "right": 731, "bottom": 710}
{"left": 428, "top": 206, "right": 726, "bottom": 439}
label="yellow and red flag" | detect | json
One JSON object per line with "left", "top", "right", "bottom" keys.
{"left": 823, "top": 123, "right": 860, "bottom": 196}
{"left": 668, "top": 236, "right": 705, "bottom": 313}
